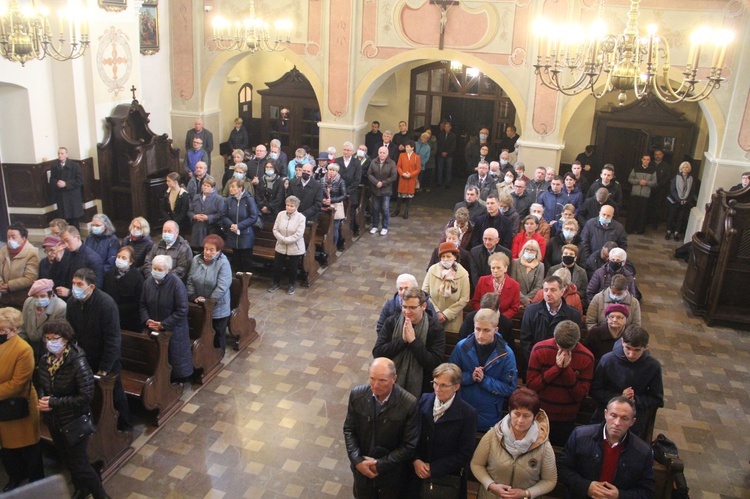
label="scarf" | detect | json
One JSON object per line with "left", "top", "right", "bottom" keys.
{"left": 433, "top": 393, "right": 455, "bottom": 422}
{"left": 7, "top": 239, "right": 25, "bottom": 258}
{"left": 324, "top": 172, "right": 341, "bottom": 188}
{"left": 676, "top": 174, "right": 692, "bottom": 200}
{"left": 47, "top": 344, "right": 72, "bottom": 377}
{"left": 391, "top": 313, "right": 430, "bottom": 396}
{"left": 497, "top": 414, "right": 539, "bottom": 459}
{"left": 438, "top": 265, "right": 458, "bottom": 297}
{"left": 493, "top": 274, "right": 506, "bottom": 295}
{"left": 519, "top": 255, "right": 540, "bottom": 271}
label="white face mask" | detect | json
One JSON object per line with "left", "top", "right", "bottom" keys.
{"left": 357, "top": 150, "right": 366, "bottom": 158}
{"left": 7, "top": 240, "right": 20, "bottom": 250}
{"left": 440, "top": 260, "right": 454, "bottom": 269}
{"left": 115, "top": 258, "right": 130, "bottom": 270}
{"left": 523, "top": 251, "right": 536, "bottom": 262}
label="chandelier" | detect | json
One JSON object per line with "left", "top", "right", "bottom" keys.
{"left": 210, "top": 0, "right": 291, "bottom": 54}
{"left": 0, "top": 0, "right": 89, "bottom": 66}
{"left": 532, "top": 0, "right": 734, "bottom": 105}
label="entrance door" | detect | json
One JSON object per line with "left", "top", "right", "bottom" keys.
{"left": 600, "top": 127, "right": 649, "bottom": 208}
{"left": 442, "top": 97, "right": 496, "bottom": 174}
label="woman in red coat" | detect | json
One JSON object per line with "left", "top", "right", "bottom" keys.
{"left": 393, "top": 141, "right": 421, "bottom": 219}
{"left": 511, "top": 215, "right": 547, "bottom": 260}
{"left": 471, "top": 252, "right": 520, "bottom": 319}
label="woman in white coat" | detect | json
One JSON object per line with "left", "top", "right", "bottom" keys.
{"left": 268, "top": 196, "right": 307, "bottom": 295}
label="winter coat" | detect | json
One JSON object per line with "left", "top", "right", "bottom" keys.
{"left": 122, "top": 235, "right": 154, "bottom": 270}
{"left": 471, "top": 410, "right": 557, "bottom": 499}
{"left": 102, "top": 266, "right": 144, "bottom": 332}
{"left": 256, "top": 174, "right": 286, "bottom": 220}
{"left": 367, "top": 158, "right": 398, "bottom": 196}
{"left": 560, "top": 186, "right": 584, "bottom": 211}
{"left": 580, "top": 217, "right": 628, "bottom": 258}
{"left": 586, "top": 264, "right": 637, "bottom": 303}
{"left": 287, "top": 177, "right": 324, "bottom": 223}
{"left": 449, "top": 333, "right": 518, "bottom": 431}
{"left": 628, "top": 164, "right": 658, "bottom": 198}
{"left": 222, "top": 191, "right": 259, "bottom": 250}
{"left": 49, "top": 160, "right": 84, "bottom": 219}
{"left": 19, "top": 295, "right": 67, "bottom": 357}
{"left": 520, "top": 300, "right": 582, "bottom": 362}
{"left": 139, "top": 272, "right": 194, "bottom": 379}
{"left": 544, "top": 232, "right": 586, "bottom": 270}
{"left": 334, "top": 156, "right": 362, "bottom": 202}
{"left": 66, "top": 288, "right": 121, "bottom": 374}
{"left": 470, "top": 275, "right": 521, "bottom": 319}
{"left": 57, "top": 245, "right": 104, "bottom": 289}
{"left": 83, "top": 233, "right": 120, "bottom": 274}
{"left": 0, "top": 335, "right": 40, "bottom": 448}
{"left": 34, "top": 344, "right": 93, "bottom": 432}
{"left": 422, "top": 263, "right": 470, "bottom": 334}
{"left": 538, "top": 188, "right": 566, "bottom": 227}
{"left": 320, "top": 176, "right": 347, "bottom": 206}
{"left": 586, "top": 289, "right": 641, "bottom": 328}
{"left": 0, "top": 241, "right": 39, "bottom": 308}
{"left": 396, "top": 152, "right": 421, "bottom": 195}
{"left": 189, "top": 190, "right": 226, "bottom": 246}
{"left": 142, "top": 236, "right": 194, "bottom": 282}
{"left": 273, "top": 210, "right": 307, "bottom": 256}
{"left": 187, "top": 253, "right": 232, "bottom": 319}
{"left": 587, "top": 179, "right": 623, "bottom": 207}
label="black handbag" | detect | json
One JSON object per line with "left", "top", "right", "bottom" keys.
{"left": 60, "top": 414, "right": 97, "bottom": 447}
{"left": 420, "top": 473, "right": 463, "bottom": 499}
{"left": 0, "top": 396, "right": 29, "bottom": 422}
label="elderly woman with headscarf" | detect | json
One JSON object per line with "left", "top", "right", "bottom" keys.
{"left": 103, "top": 246, "right": 144, "bottom": 332}
{"left": 83, "top": 214, "right": 120, "bottom": 273}
{"left": 18, "top": 279, "right": 67, "bottom": 359}
{"left": 321, "top": 163, "right": 347, "bottom": 248}
{"left": 422, "top": 242, "right": 470, "bottom": 335}
{"left": 666, "top": 161, "right": 699, "bottom": 242}
{"left": 139, "top": 255, "right": 194, "bottom": 383}
{"left": 0, "top": 307, "right": 44, "bottom": 491}
{"left": 0, "top": 223, "right": 39, "bottom": 309}
{"left": 510, "top": 239, "right": 545, "bottom": 306}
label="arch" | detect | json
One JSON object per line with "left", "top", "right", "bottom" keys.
{"left": 353, "top": 48, "right": 527, "bottom": 130}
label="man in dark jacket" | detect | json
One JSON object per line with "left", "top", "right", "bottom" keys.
{"left": 454, "top": 186, "right": 485, "bottom": 221}
{"left": 367, "top": 146, "right": 398, "bottom": 235}
{"left": 373, "top": 288, "right": 445, "bottom": 398}
{"left": 55, "top": 226, "right": 105, "bottom": 292}
{"left": 288, "top": 163, "right": 324, "bottom": 223}
{"left": 586, "top": 165, "right": 622, "bottom": 208}
{"left": 364, "top": 121, "right": 383, "bottom": 160}
{"left": 66, "top": 267, "right": 131, "bottom": 430}
{"left": 469, "top": 228, "right": 511, "bottom": 290}
{"left": 49, "top": 147, "right": 84, "bottom": 228}
{"left": 580, "top": 205, "right": 628, "bottom": 260}
{"left": 142, "top": 221, "right": 194, "bottom": 281}
{"left": 436, "top": 120, "right": 457, "bottom": 188}
{"left": 471, "top": 195, "right": 514, "bottom": 249}
{"left": 527, "top": 166, "right": 550, "bottom": 202}
{"left": 558, "top": 396, "right": 655, "bottom": 498}
{"left": 343, "top": 357, "right": 420, "bottom": 498}
{"left": 335, "top": 142, "right": 363, "bottom": 237}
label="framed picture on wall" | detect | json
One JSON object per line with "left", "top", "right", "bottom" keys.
{"left": 99, "top": 0, "right": 127, "bottom": 12}
{"left": 140, "top": 4, "right": 159, "bottom": 55}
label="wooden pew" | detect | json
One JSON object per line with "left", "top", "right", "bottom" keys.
{"left": 315, "top": 210, "right": 337, "bottom": 266}
{"left": 187, "top": 297, "right": 224, "bottom": 384}
{"left": 40, "top": 373, "right": 134, "bottom": 481}
{"left": 339, "top": 197, "right": 355, "bottom": 251}
{"left": 253, "top": 221, "right": 320, "bottom": 285}
{"left": 120, "top": 329, "right": 183, "bottom": 426}
{"left": 355, "top": 184, "right": 369, "bottom": 232}
{"left": 228, "top": 272, "right": 259, "bottom": 351}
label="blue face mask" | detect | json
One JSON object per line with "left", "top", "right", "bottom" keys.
{"left": 233, "top": 172, "right": 245, "bottom": 179}
{"left": 162, "top": 233, "right": 175, "bottom": 245}
{"left": 500, "top": 207, "right": 509, "bottom": 214}
{"left": 35, "top": 297, "right": 50, "bottom": 308}
{"left": 599, "top": 216, "right": 611, "bottom": 226}
{"left": 562, "top": 229, "right": 575, "bottom": 240}
{"left": 523, "top": 251, "right": 536, "bottom": 262}
{"left": 71, "top": 286, "right": 87, "bottom": 300}
{"left": 151, "top": 270, "right": 167, "bottom": 281}
{"left": 269, "top": 152, "right": 279, "bottom": 160}
{"left": 609, "top": 291, "right": 624, "bottom": 302}
{"left": 479, "top": 133, "right": 488, "bottom": 141}
{"left": 91, "top": 226, "right": 104, "bottom": 235}
{"left": 46, "top": 338, "right": 66, "bottom": 355}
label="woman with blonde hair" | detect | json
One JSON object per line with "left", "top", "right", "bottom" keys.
{"left": 422, "top": 242, "right": 470, "bottom": 334}
{"left": 121, "top": 216, "right": 154, "bottom": 270}
{"left": 510, "top": 239, "right": 545, "bottom": 306}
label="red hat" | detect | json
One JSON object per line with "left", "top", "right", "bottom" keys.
{"left": 42, "top": 236, "right": 61, "bottom": 248}
{"left": 605, "top": 303, "right": 630, "bottom": 318}
{"left": 438, "top": 241, "right": 460, "bottom": 260}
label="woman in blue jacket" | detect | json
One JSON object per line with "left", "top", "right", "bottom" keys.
{"left": 84, "top": 213, "right": 120, "bottom": 273}
{"left": 222, "top": 178, "right": 259, "bottom": 273}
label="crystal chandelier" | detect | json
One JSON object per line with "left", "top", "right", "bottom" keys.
{"left": 532, "top": 0, "right": 734, "bottom": 105}
{"left": 210, "top": 0, "right": 291, "bottom": 54}
{"left": 0, "top": 0, "right": 89, "bottom": 66}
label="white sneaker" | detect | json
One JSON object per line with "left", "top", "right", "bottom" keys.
{"left": 369, "top": 227, "right": 378, "bottom": 234}
{"left": 380, "top": 228, "right": 388, "bottom": 236}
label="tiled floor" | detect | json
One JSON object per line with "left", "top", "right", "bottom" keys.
{"left": 36, "top": 195, "right": 750, "bottom": 497}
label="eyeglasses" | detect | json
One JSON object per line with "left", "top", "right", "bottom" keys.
{"left": 607, "top": 315, "right": 626, "bottom": 321}
{"left": 431, "top": 381, "right": 455, "bottom": 390}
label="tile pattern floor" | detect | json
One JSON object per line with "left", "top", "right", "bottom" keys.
{"left": 89, "top": 202, "right": 750, "bottom": 498}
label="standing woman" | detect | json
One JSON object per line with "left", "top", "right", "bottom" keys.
{"left": 160, "top": 172, "right": 190, "bottom": 234}
{"left": 19, "top": 279, "right": 67, "bottom": 360}
{"left": 666, "top": 161, "right": 699, "bottom": 242}
{"left": 121, "top": 217, "right": 154, "bottom": 270}
{"left": 268, "top": 196, "right": 306, "bottom": 295}
{"left": 84, "top": 214, "right": 120, "bottom": 273}
{"left": 510, "top": 239, "right": 545, "bottom": 306}
{"left": 321, "top": 164, "right": 347, "bottom": 248}
{"left": 102, "top": 246, "right": 144, "bottom": 332}
{"left": 257, "top": 160, "right": 286, "bottom": 223}
{"left": 394, "top": 140, "right": 421, "bottom": 219}
{"left": 189, "top": 177, "right": 226, "bottom": 247}
{"left": 0, "top": 307, "right": 44, "bottom": 491}
{"left": 35, "top": 321, "right": 108, "bottom": 499}
{"left": 415, "top": 132, "right": 435, "bottom": 193}
{"left": 187, "top": 235, "right": 232, "bottom": 352}
{"left": 222, "top": 177, "right": 259, "bottom": 273}
{"left": 470, "top": 388, "right": 557, "bottom": 499}
{"left": 422, "top": 242, "right": 470, "bottom": 336}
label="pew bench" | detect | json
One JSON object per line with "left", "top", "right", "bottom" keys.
{"left": 314, "top": 210, "right": 337, "bottom": 266}
{"left": 228, "top": 272, "right": 259, "bottom": 351}
{"left": 39, "top": 373, "right": 135, "bottom": 481}
{"left": 338, "top": 197, "right": 355, "bottom": 251}
{"left": 187, "top": 297, "right": 224, "bottom": 384}
{"left": 120, "top": 329, "right": 183, "bottom": 426}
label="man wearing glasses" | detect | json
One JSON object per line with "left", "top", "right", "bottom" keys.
{"left": 373, "top": 287, "right": 445, "bottom": 398}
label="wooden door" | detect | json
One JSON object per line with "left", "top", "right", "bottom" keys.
{"left": 600, "top": 127, "right": 649, "bottom": 196}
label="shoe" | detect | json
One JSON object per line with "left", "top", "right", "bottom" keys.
{"left": 392, "top": 209, "right": 400, "bottom": 217}
{"left": 674, "top": 233, "right": 681, "bottom": 241}
{"left": 267, "top": 283, "right": 280, "bottom": 293}
{"left": 3, "top": 481, "right": 20, "bottom": 493}
{"left": 380, "top": 228, "right": 388, "bottom": 236}
{"left": 287, "top": 285, "right": 295, "bottom": 295}
{"left": 403, "top": 211, "right": 408, "bottom": 219}
{"left": 369, "top": 227, "right": 378, "bottom": 234}
{"left": 665, "top": 231, "right": 672, "bottom": 240}
{"left": 425, "top": 187, "right": 431, "bottom": 193}
{"left": 300, "top": 279, "right": 310, "bottom": 288}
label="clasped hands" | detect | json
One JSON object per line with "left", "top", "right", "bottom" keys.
{"left": 488, "top": 483, "right": 527, "bottom": 498}
{"left": 355, "top": 457, "right": 379, "bottom": 479}
{"left": 402, "top": 318, "right": 416, "bottom": 343}
{"left": 146, "top": 319, "right": 163, "bottom": 331}
{"left": 556, "top": 348, "right": 572, "bottom": 368}
{"left": 588, "top": 480, "right": 619, "bottom": 498}
{"left": 472, "top": 366, "right": 484, "bottom": 383}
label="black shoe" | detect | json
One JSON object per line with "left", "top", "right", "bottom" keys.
{"left": 3, "top": 481, "right": 21, "bottom": 493}
{"left": 267, "top": 283, "right": 280, "bottom": 293}
{"left": 403, "top": 211, "right": 408, "bottom": 219}
{"left": 287, "top": 285, "right": 295, "bottom": 295}
{"left": 392, "top": 209, "right": 400, "bottom": 217}
{"left": 674, "top": 233, "right": 681, "bottom": 241}
{"left": 665, "top": 231, "right": 672, "bottom": 240}
{"left": 300, "top": 279, "right": 310, "bottom": 288}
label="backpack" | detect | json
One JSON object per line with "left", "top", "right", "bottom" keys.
{"left": 652, "top": 433, "right": 689, "bottom": 499}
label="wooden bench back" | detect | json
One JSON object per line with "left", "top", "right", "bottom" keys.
{"left": 121, "top": 330, "right": 161, "bottom": 376}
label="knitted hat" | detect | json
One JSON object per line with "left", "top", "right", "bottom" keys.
{"left": 42, "top": 236, "right": 61, "bottom": 248}
{"left": 438, "top": 241, "right": 460, "bottom": 259}
{"left": 605, "top": 303, "right": 630, "bottom": 318}
{"left": 28, "top": 279, "right": 54, "bottom": 297}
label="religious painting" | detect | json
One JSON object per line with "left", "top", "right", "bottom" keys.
{"left": 139, "top": 4, "right": 159, "bottom": 55}
{"left": 99, "top": 0, "right": 127, "bottom": 12}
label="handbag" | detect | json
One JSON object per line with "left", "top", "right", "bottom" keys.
{"left": 420, "top": 473, "right": 463, "bottom": 499}
{"left": 332, "top": 202, "right": 346, "bottom": 220}
{"left": 0, "top": 382, "right": 31, "bottom": 422}
{"left": 60, "top": 414, "right": 97, "bottom": 447}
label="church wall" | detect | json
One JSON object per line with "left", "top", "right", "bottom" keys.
{"left": 139, "top": 0, "right": 174, "bottom": 139}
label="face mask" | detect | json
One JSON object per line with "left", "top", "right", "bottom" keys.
{"left": 301, "top": 172, "right": 311, "bottom": 181}
{"left": 609, "top": 291, "right": 624, "bottom": 302}
{"left": 598, "top": 216, "right": 611, "bottom": 226}
{"left": 265, "top": 170, "right": 275, "bottom": 176}
{"left": 609, "top": 261, "right": 623, "bottom": 272}
{"left": 479, "top": 133, "right": 488, "bottom": 141}
{"left": 563, "top": 230, "right": 575, "bottom": 240}
{"left": 162, "top": 232, "right": 175, "bottom": 245}
{"left": 356, "top": 150, "right": 365, "bottom": 158}
{"left": 91, "top": 226, "right": 104, "bottom": 235}
{"left": 0, "top": 334, "right": 7, "bottom": 345}
{"left": 490, "top": 171, "right": 499, "bottom": 177}
{"left": 500, "top": 207, "right": 509, "bottom": 214}
{"left": 504, "top": 176, "right": 514, "bottom": 184}
{"left": 327, "top": 154, "right": 334, "bottom": 160}
{"left": 131, "top": 229, "right": 143, "bottom": 237}
{"left": 234, "top": 172, "right": 245, "bottom": 179}
{"left": 151, "top": 270, "right": 167, "bottom": 281}
{"left": 72, "top": 286, "right": 87, "bottom": 300}
{"left": 36, "top": 297, "right": 51, "bottom": 308}
{"left": 46, "top": 338, "right": 66, "bottom": 355}
{"left": 269, "top": 152, "right": 279, "bottom": 160}
{"left": 500, "top": 159, "right": 508, "bottom": 166}
{"left": 523, "top": 251, "right": 536, "bottom": 262}
{"left": 531, "top": 213, "right": 542, "bottom": 222}
{"left": 440, "top": 260, "right": 454, "bottom": 269}
{"left": 562, "top": 255, "right": 576, "bottom": 266}
{"left": 115, "top": 258, "right": 130, "bottom": 270}
{"left": 7, "top": 240, "right": 20, "bottom": 250}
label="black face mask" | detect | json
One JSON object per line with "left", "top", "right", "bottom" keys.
{"left": 301, "top": 172, "right": 311, "bottom": 181}
{"left": 609, "top": 261, "right": 623, "bottom": 272}
{"left": 0, "top": 334, "right": 8, "bottom": 345}
{"left": 562, "top": 255, "right": 575, "bottom": 266}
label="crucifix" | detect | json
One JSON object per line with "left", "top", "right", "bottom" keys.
{"left": 130, "top": 85, "right": 138, "bottom": 101}
{"left": 430, "top": 0, "right": 459, "bottom": 50}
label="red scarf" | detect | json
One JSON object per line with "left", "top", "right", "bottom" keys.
{"left": 7, "top": 240, "right": 26, "bottom": 259}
